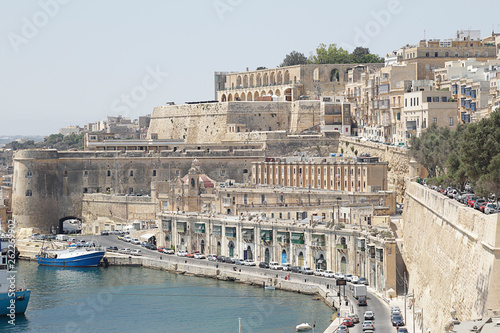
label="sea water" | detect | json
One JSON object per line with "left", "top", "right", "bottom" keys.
{"left": 0, "top": 261, "right": 333, "bottom": 333}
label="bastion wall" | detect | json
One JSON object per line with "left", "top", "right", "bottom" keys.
{"left": 337, "top": 137, "right": 412, "bottom": 201}
{"left": 402, "top": 182, "right": 500, "bottom": 332}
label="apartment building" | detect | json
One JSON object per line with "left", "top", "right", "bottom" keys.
{"left": 401, "top": 88, "right": 457, "bottom": 144}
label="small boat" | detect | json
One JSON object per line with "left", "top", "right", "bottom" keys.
{"left": 1, "top": 244, "right": 31, "bottom": 316}
{"left": 36, "top": 245, "right": 105, "bottom": 267}
{"left": 264, "top": 285, "right": 275, "bottom": 290}
{"left": 296, "top": 323, "right": 312, "bottom": 331}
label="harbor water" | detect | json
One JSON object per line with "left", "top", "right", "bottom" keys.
{"left": 0, "top": 260, "right": 333, "bottom": 332}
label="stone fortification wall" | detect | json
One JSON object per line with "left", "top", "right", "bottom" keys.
{"left": 12, "top": 150, "right": 261, "bottom": 232}
{"left": 402, "top": 182, "right": 500, "bottom": 332}
{"left": 339, "top": 137, "right": 411, "bottom": 201}
{"left": 289, "top": 100, "right": 321, "bottom": 132}
{"left": 82, "top": 194, "right": 155, "bottom": 225}
{"left": 148, "top": 102, "right": 291, "bottom": 143}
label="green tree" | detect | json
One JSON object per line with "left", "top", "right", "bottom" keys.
{"left": 308, "top": 43, "right": 351, "bottom": 64}
{"left": 256, "top": 66, "right": 267, "bottom": 70}
{"left": 280, "top": 51, "right": 307, "bottom": 67}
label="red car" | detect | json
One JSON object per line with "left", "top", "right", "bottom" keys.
{"left": 157, "top": 246, "right": 165, "bottom": 253}
{"left": 186, "top": 253, "right": 195, "bottom": 258}
{"left": 341, "top": 317, "right": 353, "bottom": 327}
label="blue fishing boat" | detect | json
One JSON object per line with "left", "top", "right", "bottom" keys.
{"left": 0, "top": 244, "right": 31, "bottom": 316}
{"left": 36, "top": 246, "right": 105, "bottom": 267}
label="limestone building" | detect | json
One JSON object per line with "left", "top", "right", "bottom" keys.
{"left": 215, "top": 64, "right": 384, "bottom": 103}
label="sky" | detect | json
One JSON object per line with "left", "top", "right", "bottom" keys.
{"left": 1, "top": 0, "right": 499, "bottom": 136}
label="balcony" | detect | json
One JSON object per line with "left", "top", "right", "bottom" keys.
{"left": 336, "top": 244, "right": 347, "bottom": 250}
{"left": 194, "top": 223, "right": 206, "bottom": 234}
{"left": 291, "top": 233, "right": 304, "bottom": 245}
{"left": 225, "top": 227, "right": 236, "bottom": 238}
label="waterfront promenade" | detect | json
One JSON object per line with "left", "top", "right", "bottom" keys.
{"left": 17, "top": 238, "right": 411, "bottom": 332}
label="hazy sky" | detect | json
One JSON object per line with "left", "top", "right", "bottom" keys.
{"left": 1, "top": 0, "right": 499, "bottom": 136}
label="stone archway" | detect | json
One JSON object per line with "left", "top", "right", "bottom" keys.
{"left": 341, "top": 256, "right": 347, "bottom": 274}
{"left": 298, "top": 251, "right": 304, "bottom": 267}
{"left": 59, "top": 216, "right": 81, "bottom": 235}
{"left": 281, "top": 249, "right": 287, "bottom": 264}
{"left": 217, "top": 241, "right": 221, "bottom": 256}
{"left": 265, "top": 248, "right": 270, "bottom": 263}
{"left": 200, "top": 239, "right": 205, "bottom": 254}
{"left": 228, "top": 241, "right": 235, "bottom": 257}
{"left": 221, "top": 94, "right": 227, "bottom": 102}
{"left": 317, "top": 253, "right": 326, "bottom": 270}
{"left": 245, "top": 245, "right": 253, "bottom": 260}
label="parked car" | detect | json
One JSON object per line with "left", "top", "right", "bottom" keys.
{"left": 131, "top": 238, "right": 140, "bottom": 245}
{"left": 258, "top": 262, "right": 270, "bottom": 269}
{"left": 186, "top": 253, "right": 195, "bottom": 258}
{"left": 144, "top": 243, "right": 157, "bottom": 250}
{"left": 106, "top": 246, "right": 118, "bottom": 252}
{"left": 313, "top": 269, "right": 324, "bottom": 276}
{"left": 163, "top": 248, "right": 175, "bottom": 255}
{"left": 391, "top": 315, "right": 405, "bottom": 326}
{"left": 225, "top": 257, "right": 236, "bottom": 264}
{"left": 364, "top": 311, "right": 374, "bottom": 320}
{"left": 351, "top": 276, "right": 359, "bottom": 284}
{"left": 269, "top": 262, "right": 283, "bottom": 270}
{"left": 347, "top": 313, "right": 359, "bottom": 324}
{"left": 206, "top": 254, "right": 217, "bottom": 261}
{"left": 216, "top": 256, "right": 226, "bottom": 262}
{"left": 323, "top": 270, "right": 335, "bottom": 278}
{"left": 473, "top": 199, "right": 486, "bottom": 210}
{"left": 397, "top": 328, "right": 408, "bottom": 333}
{"left": 359, "top": 277, "right": 368, "bottom": 285}
{"left": 341, "top": 317, "right": 353, "bottom": 327}
{"left": 281, "top": 263, "right": 291, "bottom": 271}
{"left": 244, "top": 259, "right": 255, "bottom": 266}
{"left": 123, "top": 236, "right": 131, "bottom": 242}
{"left": 345, "top": 274, "right": 353, "bottom": 282}
{"left": 485, "top": 203, "right": 498, "bottom": 214}
{"left": 234, "top": 258, "right": 245, "bottom": 265}
{"left": 301, "top": 266, "right": 314, "bottom": 275}
{"left": 119, "top": 248, "right": 131, "bottom": 254}
{"left": 100, "top": 230, "right": 109, "bottom": 235}
{"left": 176, "top": 250, "right": 187, "bottom": 257}
{"left": 290, "top": 266, "right": 301, "bottom": 273}
{"left": 362, "top": 321, "right": 374, "bottom": 330}
{"left": 130, "top": 249, "right": 141, "bottom": 256}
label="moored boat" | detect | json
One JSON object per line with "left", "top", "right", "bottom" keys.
{"left": 1, "top": 248, "right": 31, "bottom": 316}
{"left": 36, "top": 246, "right": 105, "bottom": 267}
{"left": 296, "top": 322, "right": 312, "bottom": 331}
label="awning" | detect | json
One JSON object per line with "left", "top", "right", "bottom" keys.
{"left": 140, "top": 233, "right": 155, "bottom": 240}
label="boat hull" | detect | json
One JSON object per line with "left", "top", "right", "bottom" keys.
{"left": 36, "top": 251, "right": 104, "bottom": 267}
{"left": 0, "top": 290, "right": 31, "bottom": 316}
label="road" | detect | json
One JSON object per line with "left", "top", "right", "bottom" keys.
{"left": 78, "top": 234, "right": 399, "bottom": 332}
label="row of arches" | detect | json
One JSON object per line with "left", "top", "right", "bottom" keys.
{"left": 221, "top": 88, "right": 292, "bottom": 102}
{"left": 234, "top": 70, "right": 293, "bottom": 89}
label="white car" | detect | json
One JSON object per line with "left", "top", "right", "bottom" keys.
{"left": 130, "top": 249, "right": 141, "bottom": 256}
{"left": 351, "top": 276, "right": 359, "bottom": 284}
{"left": 364, "top": 311, "right": 374, "bottom": 320}
{"left": 207, "top": 254, "right": 218, "bottom": 261}
{"left": 177, "top": 250, "right": 187, "bottom": 257}
{"left": 123, "top": 236, "right": 131, "bottom": 242}
{"left": 162, "top": 248, "right": 175, "bottom": 254}
{"left": 485, "top": 203, "right": 498, "bottom": 214}
{"left": 119, "top": 248, "right": 131, "bottom": 254}
{"left": 269, "top": 262, "right": 283, "bottom": 270}
{"left": 244, "top": 260, "right": 256, "bottom": 266}
{"left": 131, "top": 238, "right": 140, "bottom": 245}
{"left": 313, "top": 269, "right": 324, "bottom": 276}
{"left": 323, "top": 270, "right": 335, "bottom": 278}
{"left": 194, "top": 253, "right": 206, "bottom": 259}
{"left": 281, "top": 263, "right": 291, "bottom": 271}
